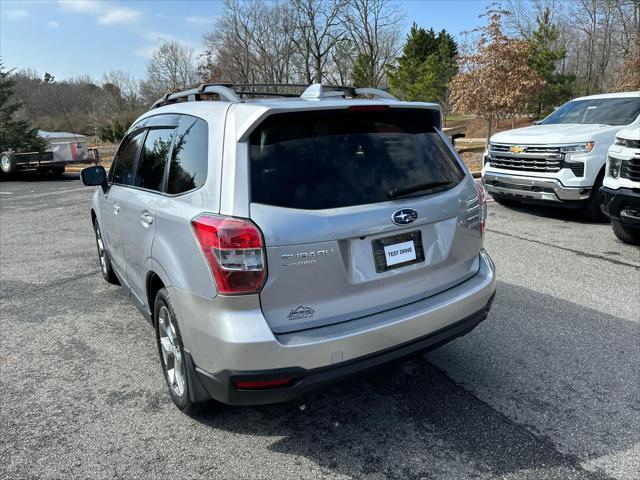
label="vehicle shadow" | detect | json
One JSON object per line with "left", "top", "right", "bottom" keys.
{"left": 188, "top": 281, "right": 637, "bottom": 478}
{"left": 490, "top": 199, "right": 609, "bottom": 225}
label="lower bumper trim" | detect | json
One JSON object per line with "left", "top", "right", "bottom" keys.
{"left": 600, "top": 186, "right": 640, "bottom": 226}
{"left": 483, "top": 172, "right": 590, "bottom": 202}
{"left": 194, "top": 293, "right": 495, "bottom": 406}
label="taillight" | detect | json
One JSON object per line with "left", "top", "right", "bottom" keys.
{"left": 475, "top": 182, "right": 487, "bottom": 236}
{"left": 191, "top": 215, "right": 266, "bottom": 295}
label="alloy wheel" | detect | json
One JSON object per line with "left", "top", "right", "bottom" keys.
{"left": 158, "top": 305, "right": 185, "bottom": 397}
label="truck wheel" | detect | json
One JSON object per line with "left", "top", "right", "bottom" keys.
{"left": 93, "top": 218, "right": 120, "bottom": 285}
{"left": 0, "top": 153, "right": 16, "bottom": 174}
{"left": 583, "top": 172, "right": 608, "bottom": 222}
{"left": 611, "top": 221, "right": 640, "bottom": 245}
{"left": 154, "top": 288, "right": 200, "bottom": 414}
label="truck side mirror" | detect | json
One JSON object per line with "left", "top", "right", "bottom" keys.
{"left": 81, "top": 166, "right": 108, "bottom": 193}
{"left": 533, "top": 120, "right": 542, "bottom": 125}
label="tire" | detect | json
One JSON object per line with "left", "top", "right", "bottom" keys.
{"left": 611, "top": 220, "right": 640, "bottom": 245}
{"left": 583, "top": 171, "right": 608, "bottom": 222}
{"left": 154, "top": 288, "right": 199, "bottom": 414}
{"left": 93, "top": 218, "right": 120, "bottom": 285}
{"left": 0, "top": 152, "right": 16, "bottom": 174}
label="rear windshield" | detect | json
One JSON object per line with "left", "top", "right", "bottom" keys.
{"left": 249, "top": 109, "right": 464, "bottom": 210}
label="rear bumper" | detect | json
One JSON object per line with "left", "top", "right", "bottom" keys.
{"left": 483, "top": 172, "right": 591, "bottom": 203}
{"left": 193, "top": 295, "right": 494, "bottom": 405}
{"left": 171, "top": 250, "right": 496, "bottom": 406}
{"left": 600, "top": 186, "right": 640, "bottom": 227}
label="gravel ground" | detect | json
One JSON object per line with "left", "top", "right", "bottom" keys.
{"left": 1, "top": 172, "right": 638, "bottom": 480}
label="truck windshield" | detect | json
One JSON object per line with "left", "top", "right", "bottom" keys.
{"left": 249, "top": 109, "right": 464, "bottom": 210}
{"left": 541, "top": 97, "right": 640, "bottom": 126}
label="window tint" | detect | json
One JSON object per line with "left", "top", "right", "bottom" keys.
{"left": 250, "top": 109, "right": 464, "bottom": 210}
{"left": 135, "top": 128, "right": 174, "bottom": 192}
{"left": 542, "top": 98, "right": 640, "bottom": 126}
{"left": 110, "top": 131, "right": 144, "bottom": 185}
{"left": 167, "top": 117, "right": 208, "bottom": 194}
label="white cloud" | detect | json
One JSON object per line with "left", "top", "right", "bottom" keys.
{"left": 184, "top": 15, "right": 216, "bottom": 25}
{"left": 47, "top": 20, "right": 61, "bottom": 28}
{"left": 58, "top": 0, "right": 102, "bottom": 13}
{"left": 97, "top": 7, "right": 141, "bottom": 25}
{"left": 57, "top": 1, "right": 141, "bottom": 25}
{"left": 133, "top": 31, "right": 196, "bottom": 59}
{"left": 6, "top": 9, "right": 29, "bottom": 21}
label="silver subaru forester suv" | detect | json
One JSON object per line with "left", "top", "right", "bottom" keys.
{"left": 81, "top": 83, "right": 496, "bottom": 412}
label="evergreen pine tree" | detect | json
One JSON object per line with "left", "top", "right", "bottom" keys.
{"left": 387, "top": 24, "right": 458, "bottom": 103}
{"left": 528, "top": 9, "right": 574, "bottom": 113}
{"left": 0, "top": 61, "right": 47, "bottom": 153}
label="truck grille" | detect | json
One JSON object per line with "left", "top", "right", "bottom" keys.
{"left": 488, "top": 144, "right": 563, "bottom": 172}
{"left": 621, "top": 158, "right": 640, "bottom": 182}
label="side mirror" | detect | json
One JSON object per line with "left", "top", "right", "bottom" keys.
{"left": 81, "top": 166, "right": 108, "bottom": 193}
{"left": 533, "top": 120, "right": 542, "bottom": 125}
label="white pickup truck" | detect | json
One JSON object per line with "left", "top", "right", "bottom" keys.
{"left": 482, "top": 92, "right": 640, "bottom": 220}
{"left": 600, "top": 117, "right": 640, "bottom": 244}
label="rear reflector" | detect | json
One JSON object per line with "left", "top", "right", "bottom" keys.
{"left": 234, "top": 378, "right": 293, "bottom": 390}
{"left": 191, "top": 215, "right": 266, "bottom": 295}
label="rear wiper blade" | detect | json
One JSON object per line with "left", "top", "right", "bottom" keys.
{"left": 387, "top": 180, "right": 452, "bottom": 199}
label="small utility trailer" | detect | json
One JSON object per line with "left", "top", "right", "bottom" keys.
{"left": 1, "top": 130, "right": 98, "bottom": 176}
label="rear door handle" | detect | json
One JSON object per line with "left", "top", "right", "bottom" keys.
{"left": 113, "top": 203, "right": 120, "bottom": 215}
{"left": 141, "top": 212, "right": 154, "bottom": 227}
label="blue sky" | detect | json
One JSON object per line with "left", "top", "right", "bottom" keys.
{"left": 0, "top": 0, "right": 490, "bottom": 81}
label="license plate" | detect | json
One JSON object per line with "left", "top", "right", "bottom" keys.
{"left": 372, "top": 231, "right": 425, "bottom": 273}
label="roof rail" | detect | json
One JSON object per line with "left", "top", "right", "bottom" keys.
{"left": 150, "top": 84, "right": 242, "bottom": 109}
{"left": 301, "top": 83, "right": 398, "bottom": 101}
{"left": 150, "top": 82, "right": 398, "bottom": 110}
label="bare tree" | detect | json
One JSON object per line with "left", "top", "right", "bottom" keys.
{"left": 291, "top": 0, "right": 345, "bottom": 83}
{"left": 340, "top": 0, "right": 404, "bottom": 87}
{"left": 202, "top": 0, "right": 300, "bottom": 84}
{"left": 103, "top": 70, "right": 141, "bottom": 110}
{"left": 140, "top": 41, "right": 199, "bottom": 103}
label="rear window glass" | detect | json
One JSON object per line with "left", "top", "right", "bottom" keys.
{"left": 250, "top": 109, "right": 464, "bottom": 210}
{"left": 167, "top": 117, "right": 208, "bottom": 195}
{"left": 135, "top": 128, "right": 174, "bottom": 192}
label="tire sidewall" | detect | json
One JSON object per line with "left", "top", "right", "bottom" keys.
{"left": 154, "top": 288, "right": 190, "bottom": 410}
{"left": 93, "top": 218, "right": 115, "bottom": 283}
{"left": 0, "top": 153, "right": 16, "bottom": 174}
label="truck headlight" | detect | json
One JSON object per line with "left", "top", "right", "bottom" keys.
{"left": 560, "top": 142, "right": 595, "bottom": 154}
{"left": 608, "top": 156, "right": 622, "bottom": 178}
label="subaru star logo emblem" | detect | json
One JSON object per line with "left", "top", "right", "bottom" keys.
{"left": 391, "top": 208, "right": 418, "bottom": 225}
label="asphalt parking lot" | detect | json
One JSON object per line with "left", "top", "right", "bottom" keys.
{"left": 1, "top": 172, "right": 638, "bottom": 480}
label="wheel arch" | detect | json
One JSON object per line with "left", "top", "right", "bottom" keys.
{"left": 145, "top": 262, "right": 172, "bottom": 325}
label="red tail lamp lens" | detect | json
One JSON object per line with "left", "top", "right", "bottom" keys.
{"left": 191, "top": 215, "right": 266, "bottom": 295}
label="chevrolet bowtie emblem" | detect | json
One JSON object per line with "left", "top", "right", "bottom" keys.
{"left": 510, "top": 145, "right": 525, "bottom": 154}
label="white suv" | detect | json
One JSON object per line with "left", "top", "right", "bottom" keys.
{"left": 600, "top": 117, "right": 640, "bottom": 244}
{"left": 482, "top": 92, "right": 640, "bottom": 220}
{"left": 81, "top": 83, "right": 496, "bottom": 412}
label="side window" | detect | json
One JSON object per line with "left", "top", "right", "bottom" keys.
{"left": 134, "top": 128, "right": 175, "bottom": 192}
{"left": 167, "top": 117, "right": 208, "bottom": 195}
{"left": 110, "top": 131, "right": 145, "bottom": 186}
